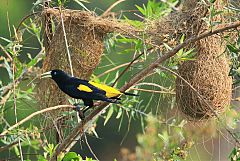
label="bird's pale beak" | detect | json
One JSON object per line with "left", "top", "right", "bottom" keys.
{"left": 41, "top": 71, "right": 52, "bottom": 79}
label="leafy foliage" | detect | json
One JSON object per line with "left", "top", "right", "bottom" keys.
{"left": 134, "top": 115, "right": 193, "bottom": 160}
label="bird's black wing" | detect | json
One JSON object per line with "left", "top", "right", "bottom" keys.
{"left": 74, "top": 78, "right": 106, "bottom": 95}
{"left": 72, "top": 78, "right": 120, "bottom": 103}
{"left": 82, "top": 99, "right": 94, "bottom": 107}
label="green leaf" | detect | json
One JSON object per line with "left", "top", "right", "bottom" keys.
{"left": 158, "top": 131, "right": 169, "bottom": 146}
{"left": 229, "top": 147, "right": 240, "bottom": 161}
{"left": 237, "top": 36, "right": 240, "bottom": 47}
{"left": 212, "top": 11, "right": 223, "bottom": 17}
{"left": 209, "top": 0, "right": 216, "bottom": 3}
{"left": 63, "top": 152, "right": 81, "bottom": 161}
{"left": 123, "top": 17, "right": 144, "bottom": 28}
{"left": 104, "top": 106, "right": 114, "bottom": 125}
{"left": 163, "top": 43, "right": 172, "bottom": 50}
{"left": 116, "top": 107, "right": 122, "bottom": 119}
{"left": 27, "top": 53, "right": 32, "bottom": 60}
{"left": 135, "top": 5, "right": 146, "bottom": 16}
{"left": 0, "top": 37, "right": 12, "bottom": 43}
{"left": 27, "top": 58, "right": 38, "bottom": 67}
{"left": 86, "top": 157, "right": 97, "bottom": 161}
{"left": 4, "top": 58, "right": 12, "bottom": 79}
{"left": 182, "top": 48, "right": 195, "bottom": 57}
{"left": 37, "top": 155, "right": 48, "bottom": 161}
{"left": 180, "top": 34, "right": 185, "bottom": 43}
{"left": 73, "top": 0, "right": 91, "bottom": 12}
{"left": 227, "top": 44, "right": 239, "bottom": 53}
{"left": 43, "top": 143, "right": 57, "bottom": 158}
{"left": 14, "top": 146, "right": 20, "bottom": 157}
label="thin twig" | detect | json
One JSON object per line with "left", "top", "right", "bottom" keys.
{"left": 0, "top": 105, "right": 75, "bottom": 136}
{"left": 59, "top": 8, "right": 74, "bottom": 76}
{"left": 118, "top": 104, "right": 148, "bottom": 117}
{"left": 58, "top": 7, "right": 80, "bottom": 126}
{"left": 7, "top": 11, "right": 12, "bottom": 38}
{"left": 0, "top": 44, "right": 13, "bottom": 62}
{"left": 12, "top": 45, "right": 24, "bottom": 161}
{"left": 96, "top": 60, "right": 141, "bottom": 78}
{"left": 101, "top": 0, "right": 126, "bottom": 17}
{"left": 129, "top": 87, "right": 175, "bottom": 94}
{"left": 134, "top": 82, "right": 171, "bottom": 91}
{"left": 1, "top": 69, "right": 28, "bottom": 105}
{"left": 160, "top": 0, "right": 179, "bottom": 11}
{"left": 16, "top": 12, "right": 40, "bottom": 33}
{"left": 112, "top": 47, "right": 154, "bottom": 86}
{"left": 50, "top": 20, "right": 240, "bottom": 159}
{"left": 84, "top": 133, "right": 99, "bottom": 160}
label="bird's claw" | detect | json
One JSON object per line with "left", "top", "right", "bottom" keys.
{"left": 73, "top": 104, "right": 85, "bottom": 120}
{"left": 74, "top": 104, "right": 81, "bottom": 112}
{"left": 78, "top": 110, "right": 85, "bottom": 120}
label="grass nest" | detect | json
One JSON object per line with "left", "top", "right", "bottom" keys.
{"left": 176, "top": 46, "right": 232, "bottom": 119}
{"left": 148, "top": 0, "right": 233, "bottom": 120}
{"left": 37, "top": 9, "right": 137, "bottom": 112}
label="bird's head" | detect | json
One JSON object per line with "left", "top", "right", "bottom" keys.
{"left": 41, "top": 69, "right": 70, "bottom": 82}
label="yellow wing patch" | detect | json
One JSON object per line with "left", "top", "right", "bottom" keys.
{"left": 78, "top": 84, "right": 93, "bottom": 92}
{"left": 89, "top": 81, "right": 122, "bottom": 98}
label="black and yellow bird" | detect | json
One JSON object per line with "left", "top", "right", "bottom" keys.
{"left": 41, "top": 69, "right": 137, "bottom": 118}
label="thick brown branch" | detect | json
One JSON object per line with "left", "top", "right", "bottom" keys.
{"left": 51, "top": 21, "right": 240, "bottom": 159}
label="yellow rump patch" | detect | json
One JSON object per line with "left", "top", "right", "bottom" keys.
{"left": 89, "top": 81, "right": 122, "bottom": 98}
{"left": 78, "top": 84, "right": 93, "bottom": 92}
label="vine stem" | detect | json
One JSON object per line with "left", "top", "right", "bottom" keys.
{"left": 12, "top": 44, "right": 24, "bottom": 161}
{"left": 59, "top": 8, "right": 74, "bottom": 77}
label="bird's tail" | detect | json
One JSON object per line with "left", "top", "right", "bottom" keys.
{"left": 123, "top": 92, "right": 139, "bottom": 96}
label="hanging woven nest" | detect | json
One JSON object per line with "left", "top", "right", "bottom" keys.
{"left": 148, "top": 0, "right": 233, "bottom": 120}
{"left": 37, "top": 9, "right": 137, "bottom": 111}
{"left": 176, "top": 37, "right": 232, "bottom": 119}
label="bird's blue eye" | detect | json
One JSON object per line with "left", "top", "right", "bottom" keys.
{"left": 53, "top": 72, "right": 57, "bottom": 75}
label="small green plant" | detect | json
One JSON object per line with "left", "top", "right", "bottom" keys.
{"left": 229, "top": 147, "right": 240, "bottom": 161}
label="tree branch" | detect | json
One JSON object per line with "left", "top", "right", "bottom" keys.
{"left": 0, "top": 105, "right": 75, "bottom": 136}
{"left": 50, "top": 20, "right": 240, "bottom": 159}
{"left": 112, "top": 47, "right": 154, "bottom": 86}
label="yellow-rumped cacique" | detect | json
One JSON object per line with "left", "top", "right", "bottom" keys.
{"left": 41, "top": 69, "right": 138, "bottom": 117}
